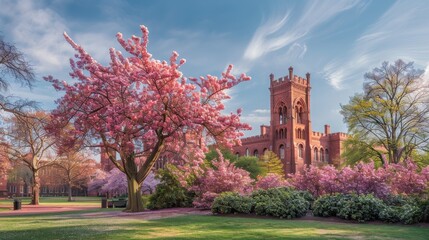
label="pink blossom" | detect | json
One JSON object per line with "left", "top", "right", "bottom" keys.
{"left": 191, "top": 150, "right": 253, "bottom": 208}
{"left": 255, "top": 173, "right": 289, "bottom": 190}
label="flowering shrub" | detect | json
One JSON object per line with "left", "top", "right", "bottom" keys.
{"left": 254, "top": 173, "right": 289, "bottom": 190}
{"left": 191, "top": 150, "right": 253, "bottom": 209}
{"left": 289, "top": 161, "right": 429, "bottom": 199}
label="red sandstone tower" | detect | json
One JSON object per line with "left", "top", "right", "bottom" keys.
{"left": 233, "top": 67, "right": 347, "bottom": 175}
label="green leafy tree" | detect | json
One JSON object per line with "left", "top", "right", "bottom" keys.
{"left": 341, "top": 133, "right": 384, "bottom": 167}
{"left": 341, "top": 60, "right": 429, "bottom": 164}
{"left": 205, "top": 147, "right": 238, "bottom": 163}
{"left": 259, "top": 151, "right": 284, "bottom": 176}
{"left": 234, "top": 156, "right": 263, "bottom": 179}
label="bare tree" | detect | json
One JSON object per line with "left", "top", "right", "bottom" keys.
{"left": 0, "top": 111, "right": 56, "bottom": 204}
{"left": 56, "top": 152, "right": 96, "bottom": 201}
{"left": 341, "top": 60, "right": 429, "bottom": 164}
{"left": 0, "top": 36, "right": 36, "bottom": 115}
{"left": 0, "top": 36, "right": 34, "bottom": 91}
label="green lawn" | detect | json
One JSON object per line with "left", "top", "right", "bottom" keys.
{"left": 0, "top": 212, "right": 428, "bottom": 240}
{"left": 0, "top": 196, "right": 102, "bottom": 207}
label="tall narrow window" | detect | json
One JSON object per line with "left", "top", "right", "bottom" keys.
{"left": 298, "top": 107, "right": 303, "bottom": 123}
{"left": 298, "top": 144, "right": 304, "bottom": 158}
{"left": 284, "top": 128, "right": 287, "bottom": 139}
{"left": 279, "top": 145, "right": 285, "bottom": 159}
{"left": 282, "top": 106, "right": 287, "bottom": 124}
{"left": 280, "top": 129, "right": 284, "bottom": 139}
{"left": 263, "top": 148, "right": 268, "bottom": 155}
{"left": 314, "top": 148, "right": 319, "bottom": 161}
{"left": 246, "top": 148, "right": 249, "bottom": 157}
{"left": 298, "top": 129, "right": 302, "bottom": 139}
{"left": 302, "top": 129, "right": 306, "bottom": 139}
{"left": 279, "top": 107, "right": 283, "bottom": 124}
{"left": 320, "top": 149, "right": 325, "bottom": 162}
{"left": 254, "top": 150, "right": 259, "bottom": 157}
{"left": 325, "top": 149, "right": 329, "bottom": 162}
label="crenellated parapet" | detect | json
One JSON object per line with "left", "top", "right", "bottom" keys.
{"left": 329, "top": 132, "right": 349, "bottom": 139}
{"left": 241, "top": 134, "right": 270, "bottom": 144}
{"left": 270, "top": 67, "right": 310, "bottom": 88}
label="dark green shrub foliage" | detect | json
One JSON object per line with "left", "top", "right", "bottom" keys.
{"left": 251, "top": 188, "right": 309, "bottom": 219}
{"left": 211, "top": 192, "right": 254, "bottom": 214}
{"left": 337, "top": 194, "right": 384, "bottom": 223}
{"left": 147, "top": 168, "right": 194, "bottom": 209}
{"left": 380, "top": 195, "right": 421, "bottom": 224}
{"left": 419, "top": 198, "right": 429, "bottom": 222}
{"left": 399, "top": 204, "right": 421, "bottom": 224}
{"left": 313, "top": 194, "right": 344, "bottom": 217}
{"left": 379, "top": 206, "right": 402, "bottom": 223}
{"left": 296, "top": 190, "right": 315, "bottom": 209}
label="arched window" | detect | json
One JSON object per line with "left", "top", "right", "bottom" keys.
{"left": 298, "top": 144, "right": 304, "bottom": 158}
{"left": 279, "top": 129, "right": 284, "bottom": 139}
{"left": 298, "top": 129, "right": 302, "bottom": 139}
{"left": 314, "top": 148, "right": 319, "bottom": 161}
{"left": 282, "top": 106, "right": 287, "bottom": 124}
{"left": 320, "top": 149, "right": 325, "bottom": 162}
{"left": 325, "top": 149, "right": 329, "bottom": 162}
{"left": 279, "top": 107, "right": 283, "bottom": 124}
{"left": 279, "top": 145, "right": 285, "bottom": 159}
{"left": 298, "top": 107, "right": 303, "bottom": 123}
{"left": 254, "top": 149, "right": 259, "bottom": 157}
{"left": 246, "top": 148, "right": 249, "bottom": 157}
{"left": 302, "top": 129, "right": 306, "bottom": 139}
{"left": 295, "top": 106, "right": 299, "bottom": 122}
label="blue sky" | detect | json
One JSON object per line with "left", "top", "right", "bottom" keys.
{"left": 1, "top": 0, "right": 429, "bottom": 137}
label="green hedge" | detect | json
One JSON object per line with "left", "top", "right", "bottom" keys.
{"left": 211, "top": 192, "right": 254, "bottom": 214}
{"left": 212, "top": 188, "right": 310, "bottom": 219}
{"left": 313, "top": 193, "right": 425, "bottom": 224}
{"left": 337, "top": 194, "right": 384, "bottom": 223}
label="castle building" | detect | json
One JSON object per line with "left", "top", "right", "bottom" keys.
{"left": 233, "top": 67, "right": 347, "bottom": 174}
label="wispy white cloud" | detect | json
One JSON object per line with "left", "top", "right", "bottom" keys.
{"left": 286, "top": 43, "right": 307, "bottom": 59}
{"left": 254, "top": 109, "right": 270, "bottom": 114}
{"left": 323, "top": 0, "right": 429, "bottom": 90}
{"left": 240, "top": 109, "right": 270, "bottom": 126}
{"left": 243, "top": 0, "right": 360, "bottom": 61}
{"left": 0, "top": 0, "right": 72, "bottom": 74}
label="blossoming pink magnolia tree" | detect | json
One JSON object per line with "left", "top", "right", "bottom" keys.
{"left": 191, "top": 150, "right": 253, "bottom": 209}
{"left": 45, "top": 25, "right": 251, "bottom": 212}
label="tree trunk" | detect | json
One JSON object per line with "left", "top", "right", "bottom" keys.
{"left": 31, "top": 170, "right": 40, "bottom": 205}
{"left": 125, "top": 176, "right": 144, "bottom": 212}
{"left": 68, "top": 182, "right": 73, "bottom": 202}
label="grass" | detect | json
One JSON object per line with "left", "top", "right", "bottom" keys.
{"left": 0, "top": 196, "right": 102, "bottom": 208}
{"left": 0, "top": 212, "right": 428, "bottom": 240}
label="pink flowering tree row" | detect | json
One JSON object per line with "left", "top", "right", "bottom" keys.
{"left": 88, "top": 168, "right": 159, "bottom": 197}
{"left": 289, "top": 160, "right": 429, "bottom": 199}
